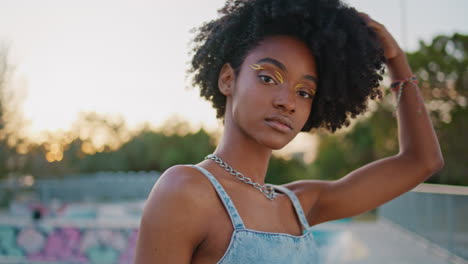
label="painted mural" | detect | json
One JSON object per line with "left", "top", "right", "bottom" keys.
{"left": 0, "top": 224, "right": 138, "bottom": 264}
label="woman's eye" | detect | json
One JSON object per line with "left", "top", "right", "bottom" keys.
{"left": 259, "top": 75, "right": 277, "bottom": 84}
{"left": 298, "top": 90, "right": 313, "bottom": 99}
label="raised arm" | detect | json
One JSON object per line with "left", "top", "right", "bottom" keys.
{"left": 134, "top": 166, "right": 209, "bottom": 263}
{"left": 293, "top": 13, "right": 444, "bottom": 226}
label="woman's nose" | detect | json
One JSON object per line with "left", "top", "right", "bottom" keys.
{"left": 273, "top": 86, "right": 295, "bottom": 113}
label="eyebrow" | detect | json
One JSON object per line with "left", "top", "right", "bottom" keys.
{"left": 255, "top": 57, "right": 318, "bottom": 84}
{"left": 304, "top": 75, "right": 318, "bottom": 84}
{"left": 256, "top": 57, "right": 286, "bottom": 71}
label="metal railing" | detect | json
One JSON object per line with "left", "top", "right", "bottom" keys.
{"left": 0, "top": 171, "right": 160, "bottom": 205}
{"left": 379, "top": 183, "right": 468, "bottom": 260}
{"left": 36, "top": 171, "right": 160, "bottom": 202}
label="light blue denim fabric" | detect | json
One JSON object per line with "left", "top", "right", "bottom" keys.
{"left": 191, "top": 165, "right": 320, "bottom": 263}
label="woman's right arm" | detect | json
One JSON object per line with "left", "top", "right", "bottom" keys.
{"left": 134, "top": 165, "right": 209, "bottom": 263}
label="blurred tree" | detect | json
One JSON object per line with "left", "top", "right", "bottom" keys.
{"left": 0, "top": 45, "right": 30, "bottom": 180}
{"left": 75, "top": 125, "right": 215, "bottom": 173}
{"left": 12, "top": 34, "right": 467, "bottom": 187}
{"left": 0, "top": 45, "right": 19, "bottom": 180}
{"left": 407, "top": 33, "right": 468, "bottom": 185}
{"left": 310, "top": 33, "right": 468, "bottom": 186}
{"left": 267, "top": 155, "right": 311, "bottom": 184}
{"left": 0, "top": 45, "right": 8, "bottom": 179}
{"left": 70, "top": 111, "right": 131, "bottom": 153}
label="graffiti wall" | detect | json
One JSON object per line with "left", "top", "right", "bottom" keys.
{"left": 0, "top": 224, "right": 138, "bottom": 264}
{"left": 0, "top": 223, "right": 346, "bottom": 264}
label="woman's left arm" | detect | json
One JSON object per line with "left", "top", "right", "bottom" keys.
{"left": 292, "top": 13, "right": 444, "bottom": 226}
{"left": 369, "top": 12, "right": 444, "bottom": 170}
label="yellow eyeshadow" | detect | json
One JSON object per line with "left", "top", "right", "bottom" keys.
{"left": 295, "top": 83, "right": 316, "bottom": 96}
{"left": 251, "top": 64, "right": 284, "bottom": 84}
{"left": 250, "top": 64, "right": 265, "bottom": 70}
{"left": 274, "top": 71, "right": 284, "bottom": 84}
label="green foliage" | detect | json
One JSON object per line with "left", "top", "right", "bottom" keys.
{"left": 0, "top": 45, "right": 11, "bottom": 179}
{"left": 427, "top": 104, "right": 468, "bottom": 185}
{"left": 309, "top": 108, "right": 398, "bottom": 180}
{"left": 408, "top": 33, "right": 468, "bottom": 185}
{"left": 71, "top": 128, "right": 216, "bottom": 174}
{"left": 1, "top": 34, "right": 466, "bottom": 187}
{"left": 310, "top": 33, "right": 468, "bottom": 185}
{"left": 267, "top": 156, "right": 311, "bottom": 184}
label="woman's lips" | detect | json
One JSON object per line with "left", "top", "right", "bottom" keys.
{"left": 265, "top": 116, "right": 293, "bottom": 133}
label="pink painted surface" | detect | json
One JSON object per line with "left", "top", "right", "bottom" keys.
{"left": 1, "top": 225, "right": 138, "bottom": 264}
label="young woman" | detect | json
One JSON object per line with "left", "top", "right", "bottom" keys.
{"left": 135, "top": 0, "right": 444, "bottom": 263}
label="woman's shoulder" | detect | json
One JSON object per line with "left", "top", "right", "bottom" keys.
{"left": 281, "top": 179, "right": 327, "bottom": 198}
{"left": 136, "top": 165, "right": 217, "bottom": 261}
{"left": 280, "top": 180, "right": 329, "bottom": 214}
{"left": 139, "top": 165, "right": 218, "bottom": 240}
{"left": 148, "top": 164, "right": 217, "bottom": 207}
{"left": 143, "top": 164, "right": 221, "bottom": 222}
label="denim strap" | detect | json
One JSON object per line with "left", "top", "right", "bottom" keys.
{"left": 190, "top": 165, "right": 246, "bottom": 230}
{"left": 273, "top": 185, "right": 310, "bottom": 230}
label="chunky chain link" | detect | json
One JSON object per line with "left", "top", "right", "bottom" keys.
{"left": 205, "top": 154, "right": 278, "bottom": 200}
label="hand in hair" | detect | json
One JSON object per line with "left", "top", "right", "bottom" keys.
{"left": 358, "top": 12, "right": 403, "bottom": 60}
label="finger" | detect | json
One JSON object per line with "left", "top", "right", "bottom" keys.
{"left": 358, "top": 12, "right": 372, "bottom": 23}
{"left": 358, "top": 12, "right": 384, "bottom": 31}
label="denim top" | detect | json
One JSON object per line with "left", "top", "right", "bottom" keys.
{"left": 191, "top": 165, "right": 319, "bottom": 263}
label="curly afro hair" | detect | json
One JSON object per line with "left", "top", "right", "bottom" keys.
{"left": 189, "top": 0, "right": 385, "bottom": 132}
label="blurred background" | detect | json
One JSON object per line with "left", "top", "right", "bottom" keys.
{"left": 0, "top": 0, "right": 467, "bottom": 263}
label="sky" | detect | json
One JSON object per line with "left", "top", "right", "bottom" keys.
{"left": 0, "top": 0, "right": 467, "bottom": 142}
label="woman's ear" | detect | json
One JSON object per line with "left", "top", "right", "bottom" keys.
{"left": 218, "top": 63, "right": 235, "bottom": 96}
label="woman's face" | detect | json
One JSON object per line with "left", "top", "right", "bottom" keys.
{"left": 223, "top": 35, "right": 319, "bottom": 150}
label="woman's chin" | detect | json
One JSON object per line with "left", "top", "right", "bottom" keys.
{"left": 258, "top": 137, "right": 293, "bottom": 151}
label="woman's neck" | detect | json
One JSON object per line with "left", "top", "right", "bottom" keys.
{"left": 213, "top": 119, "right": 273, "bottom": 185}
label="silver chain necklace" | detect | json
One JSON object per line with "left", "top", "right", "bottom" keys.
{"left": 205, "top": 154, "right": 278, "bottom": 200}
